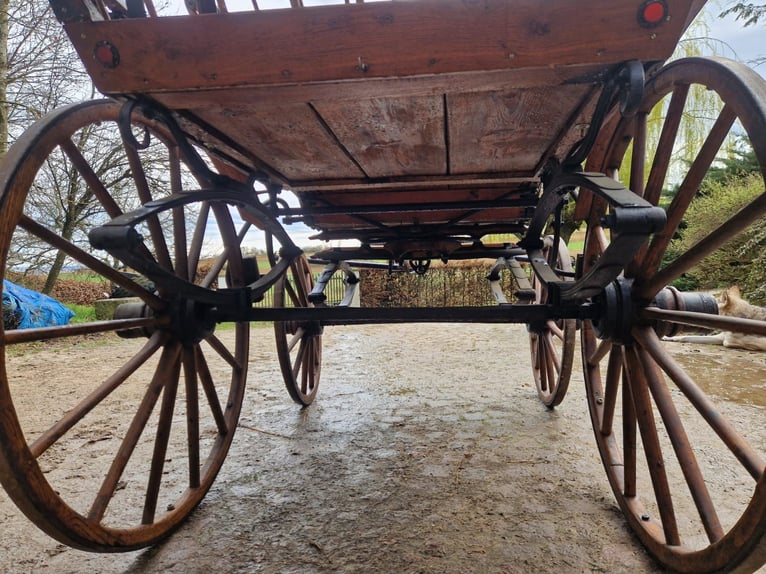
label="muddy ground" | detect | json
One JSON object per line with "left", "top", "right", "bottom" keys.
{"left": 1, "top": 323, "right": 765, "bottom": 573}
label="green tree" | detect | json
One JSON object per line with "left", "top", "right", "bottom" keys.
{"left": 721, "top": 3, "right": 766, "bottom": 26}
{"left": 721, "top": 2, "right": 766, "bottom": 65}
{"left": 666, "top": 172, "right": 766, "bottom": 302}
{"left": 702, "top": 137, "right": 760, "bottom": 187}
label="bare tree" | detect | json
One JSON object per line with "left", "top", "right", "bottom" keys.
{"left": 0, "top": 2, "right": 190, "bottom": 294}
{"left": 3, "top": 1, "right": 87, "bottom": 145}
{"left": 0, "top": 2, "right": 9, "bottom": 157}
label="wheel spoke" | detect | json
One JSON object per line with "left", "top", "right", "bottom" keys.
{"left": 287, "top": 327, "right": 305, "bottom": 353}
{"left": 198, "top": 203, "right": 243, "bottom": 289}
{"left": 624, "top": 347, "right": 680, "bottom": 546}
{"left": 601, "top": 347, "right": 622, "bottom": 437}
{"left": 622, "top": 348, "right": 637, "bottom": 498}
{"left": 142, "top": 350, "right": 182, "bottom": 524}
{"left": 292, "top": 339, "right": 308, "bottom": 380}
{"left": 121, "top": 131, "right": 173, "bottom": 272}
{"left": 284, "top": 277, "right": 302, "bottom": 308}
{"left": 540, "top": 340, "right": 551, "bottom": 392}
{"left": 639, "top": 104, "right": 737, "bottom": 280}
{"left": 187, "top": 202, "right": 211, "bottom": 281}
{"left": 634, "top": 328, "right": 765, "bottom": 480}
{"left": 59, "top": 138, "right": 124, "bottom": 218}
{"left": 548, "top": 320, "right": 565, "bottom": 341}
{"left": 173, "top": 204, "right": 189, "bottom": 281}
{"left": 2, "top": 316, "right": 166, "bottom": 346}
{"left": 183, "top": 347, "right": 201, "bottom": 489}
{"left": 588, "top": 338, "right": 612, "bottom": 368}
{"left": 629, "top": 112, "right": 647, "bottom": 199}
{"left": 640, "top": 307, "right": 766, "bottom": 337}
{"left": 89, "top": 342, "right": 182, "bottom": 522}
{"left": 170, "top": 146, "right": 189, "bottom": 282}
{"left": 644, "top": 84, "right": 690, "bottom": 206}
{"left": 18, "top": 214, "right": 165, "bottom": 309}
{"left": 29, "top": 332, "right": 167, "bottom": 458}
{"left": 204, "top": 333, "right": 242, "bottom": 371}
{"left": 542, "top": 333, "right": 561, "bottom": 375}
{"left": 194, "top": 346, "right": 228, "bottom": 437}
{"left": 636, "top": 337, "right": 724, "bottom": 543}
{"left": 641, "top": 191, "right": 766, "bottom": 298}
{"left": 301, "top": 342, "right": 311, "bottom": 394}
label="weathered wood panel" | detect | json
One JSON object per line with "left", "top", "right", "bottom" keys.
{"left": 192, "top": 104, "right": 365, "bottom": 181}
{"left": 65, "top": 0, "right": 701, "bottom": 95}
{"left": 447, "top": 85, "right": 590, "bottom": 174}
{"left": 313, "top": 96, "right": 446, "bottom": 178}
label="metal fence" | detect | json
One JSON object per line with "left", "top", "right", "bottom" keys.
{"left": 253, "top": 265, "right": 518, "bottom": 308}
{"left": 253, "top": 274, "right": 349, "bottom": 307}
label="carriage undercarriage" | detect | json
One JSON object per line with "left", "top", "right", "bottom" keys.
{"left": 2, "top": 0, "right": 766, "bottom": 572}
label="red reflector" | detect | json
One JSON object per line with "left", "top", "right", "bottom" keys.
{"left": 94, "top": 41, "right": 120, "bottom": 69}
{"left": 638, "top": 0, "right": 667, "bottom": 27}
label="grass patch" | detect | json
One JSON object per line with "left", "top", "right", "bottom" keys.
{"left": 65, "top": 303, "right": 97, "bottom": 323}
{"left": 60, "top": 270, "right": 107, "bottom": 283}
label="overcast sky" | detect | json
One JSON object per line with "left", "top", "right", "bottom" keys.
{"left": 701, "top": 0, "right": 765, "bottom": 71}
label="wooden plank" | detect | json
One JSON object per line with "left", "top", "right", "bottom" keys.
{"left": 64, "top": 0, "right": 700, "bottom": 95}
{"left": 191, "top": 103, "right": 365, "bottom": 181}
{"left": 447, "top": 85, "right": 589, "bottom": 174}
{"left": 313, "top": 96, "right": 446, "bottom": 178}
{"left": 302, "top": 208, "right": 530, "bottom": 229}
{"left": 301, "top": 186, "right": 533, "bottom": 207}
{"left": 150, "top": 64, "right": 612, "bottom": 110}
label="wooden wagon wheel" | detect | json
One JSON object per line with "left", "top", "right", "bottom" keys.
{"left": 580, "top": 57, "right": 766, "bottom": 573}
{"left": 0, "top": 99, "right": 250, "bottom": 551}
{"left": 273, "top": 255, "right": 322, "bottom": 406}
{"left": 529, "top": 236, "right": 576, "bottom": 408}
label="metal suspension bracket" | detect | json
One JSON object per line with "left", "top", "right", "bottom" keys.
{"left": 119, "top": 99, "right": 228, "bottom": 190}
{"left": 521, "top": 170, "right": 666, "bottom": 303}
{"left": 409, "top": 259, "right": 431, "bottom": 275}
{"left": 564, "top": 60, "right": 645, "bottom": 168}
{"left": 88, "top": 190, "right": 302, "bottom": 309}
{"left": 487, "top": 257, "right": 536, "bottom": 303}
{"left": 308, "top": 261, "right": 360, "bottom": 307}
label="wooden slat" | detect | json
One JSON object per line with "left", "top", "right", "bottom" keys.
{"left": 192, "top": 103, "right": 365, "bottom": 180}
{"left": 64, "top": 0, "right": 700, "bottom": 95}
{"left": 448, "top": 85, "right": 588, "bottom": 174}
{"left": 313, "top": 95, "right": 446, "bottom": 177}
{"left": 302, "top": 208, "right": 529, "bottom": 230}
{"left": 152, "top": 64, "right": 612, "bottom": 110}
{"left": 302, "top": 186, "right": 532, "bottom": 207}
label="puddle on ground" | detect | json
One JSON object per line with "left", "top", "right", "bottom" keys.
{"left": 666, "top": 343, "right": 766, "bottom": 407}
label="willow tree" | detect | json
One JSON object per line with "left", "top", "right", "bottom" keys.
{"left": 616, "top": 15, "right": 731, "bottom": 197}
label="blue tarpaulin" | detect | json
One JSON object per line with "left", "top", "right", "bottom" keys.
{"left": 2, "top": 279, "right": 74, "bottom": 330}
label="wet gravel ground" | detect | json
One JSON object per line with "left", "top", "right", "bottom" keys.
{"left": 2, "top": 323, "right": 765, "bottom": 573}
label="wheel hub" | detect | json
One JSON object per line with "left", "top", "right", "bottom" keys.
{"left": 592, "top": 279, "right": 720, "bottom": 344}
{"left": 114, "top": 298, "right": 215, "bottom": 344}
{"left": 169, "top": 298, "right": 216, "bottom": 345}
{"left": 592, "top": 278, "right": 634, "bottom": 344}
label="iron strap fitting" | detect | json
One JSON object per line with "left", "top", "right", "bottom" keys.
{"left": 522, "top": 170, "right": 666, "bottom": 303}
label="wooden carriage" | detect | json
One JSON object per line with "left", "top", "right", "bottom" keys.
{"left": 1, "top": 0, "right": 766, "bottom": 571}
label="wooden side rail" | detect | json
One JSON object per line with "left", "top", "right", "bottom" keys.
{"left": 51, "top": 0, "right": 378, "bottom": 21}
